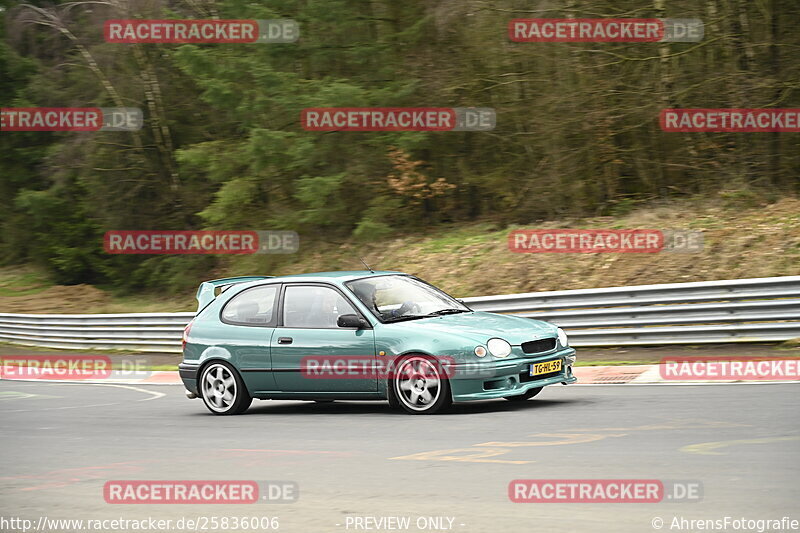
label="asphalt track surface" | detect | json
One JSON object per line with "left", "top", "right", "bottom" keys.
{"left": 1, "top": 380, "right": 798, "bottom": 533}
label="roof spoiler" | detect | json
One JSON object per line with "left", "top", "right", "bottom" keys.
{"left": 196, "top": 276, "right": 272, "bottom": 312}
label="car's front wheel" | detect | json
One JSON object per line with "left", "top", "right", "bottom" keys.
{"left": 504, "top": 386, "right": 543, "bottom": 401}
{"left": 391, "top": 356, "right": 452, "bottom": 414}
{"left": 199, "top": 361, "right": 252, "bottom": 415}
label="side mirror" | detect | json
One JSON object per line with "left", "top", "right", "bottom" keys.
{"left": 337, "top": 314, "right": 364, "bottom": 328}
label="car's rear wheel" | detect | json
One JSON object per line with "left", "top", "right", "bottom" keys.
{"left": 200, "top": 361, "right": 252, "bottom": 415}
{"left": 504, "top": 386, "right": 543, "bottom": 401}
{"left": 391, "top": 356, "right": 452, "bottom": 414}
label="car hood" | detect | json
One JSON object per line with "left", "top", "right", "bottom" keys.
{"left": 388, "top": 311, "right": 556, "bottom": 345}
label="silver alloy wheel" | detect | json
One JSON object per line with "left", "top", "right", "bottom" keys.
{"left": 202, "top": 363, "right": 237, "bottom": 413}
{"left": 395, "top": 357, "right": 441, "bottom": 412}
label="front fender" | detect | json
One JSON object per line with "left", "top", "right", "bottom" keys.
{"left": 373, "top": 328, "right": 480, "bottom": 398}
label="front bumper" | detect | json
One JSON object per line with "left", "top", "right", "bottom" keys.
{"left": 449, "top": 347, "right": 577, "bottom": 402}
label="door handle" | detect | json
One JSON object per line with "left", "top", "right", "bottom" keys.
{"left": 277, "top": 337, "right": 293, "bottom": 344}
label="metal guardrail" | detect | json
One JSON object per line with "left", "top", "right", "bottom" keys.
{"left": 0, "top": 313, "right": 193, "bottom": 353}
{"left": 0, "top": 277, "right": 798, "bottom": 352}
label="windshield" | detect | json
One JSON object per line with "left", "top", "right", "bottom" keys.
{"left": 345, "top": 275, "right": 470, "bottom": 323}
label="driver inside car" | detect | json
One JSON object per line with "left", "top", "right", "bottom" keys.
{"left": 351, "top": 281, "right": 417, "bottom": 320}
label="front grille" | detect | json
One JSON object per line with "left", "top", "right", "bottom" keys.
{"left": 521, "top": 337, "right": 556, "bottom": 354}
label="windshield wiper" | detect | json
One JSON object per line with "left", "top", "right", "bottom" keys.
{"left": 382, "top": 308, "right": 468, "bottom": 323}
{"left": 425, "top": 308, "right": 469, "bottom": 316}
{"left": 382, "top": 314, "right": 430, "bottom": 323}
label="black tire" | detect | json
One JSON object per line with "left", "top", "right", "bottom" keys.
{"left": 390, "top": 355, "right": 452, "bottom": 414}
{"left": 199, "top": 361, "right": 252, "bottom": 415}
{"left": 504, "top": 386, "right": 543, "bottom": 402}
{"left": 387, "top": 387, "right": 401, "bottom": 410}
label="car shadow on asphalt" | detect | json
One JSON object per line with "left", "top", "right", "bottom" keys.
{"left": 445, "top": 398, "right": 591, "bottom": 415}
{"left": 234, "top": 397, "right": 591, "bottom": 416}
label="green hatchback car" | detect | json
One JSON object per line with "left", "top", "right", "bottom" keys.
{"left": 180, "top": 271, "right": 577, "bottom": 415}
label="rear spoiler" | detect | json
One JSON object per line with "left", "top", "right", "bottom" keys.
{"left": 196, "top": 276, "right": 272, "bottom": 312}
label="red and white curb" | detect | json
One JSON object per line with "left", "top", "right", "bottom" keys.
{"left": 2, "top": 364, "right": 798, "bottom": 385}
{"left": 574, "top": 364, "right": 654, "bottom": 384}
{"left": 573, "top": 363, "right": 800, "bottom": 384}
{"left": 0, "top": 367, "right": 181, "bottom": 385}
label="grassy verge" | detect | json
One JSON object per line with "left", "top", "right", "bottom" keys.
{"left": 0, "top": 196, "right": 798, "bottom": 313}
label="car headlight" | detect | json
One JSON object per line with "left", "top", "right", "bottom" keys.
{"left": 474, "top": 346, "right": 487, "bottom": 357}
{"left": 557, "top": 327, "right": 569, "bottom": 348}
{"left": 487, "top": 338, "right": 512, "bottom": 358}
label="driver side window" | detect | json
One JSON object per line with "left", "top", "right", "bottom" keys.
{"left": 283, "top": 285, "right": 357, "bottom": 328}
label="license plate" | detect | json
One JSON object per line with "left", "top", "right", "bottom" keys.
{"left": 530, "top": 359, "right": 562, "bottom": 376}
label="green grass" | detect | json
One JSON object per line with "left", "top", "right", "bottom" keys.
{"left": 0, "top": 268, "right": 51, "bottom": 297}
{"left": 416, "top": 223, "right": 502, "bottom": 254}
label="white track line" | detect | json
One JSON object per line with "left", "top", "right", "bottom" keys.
{"left": 91, "top": 383, "right": 166, "bottom": 401}
{"left": 1, "top": 382, "right": 165, "bottom": 413}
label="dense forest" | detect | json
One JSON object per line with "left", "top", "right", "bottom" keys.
{"left": 1, "top": 0, "right": 798, "bottom": 293}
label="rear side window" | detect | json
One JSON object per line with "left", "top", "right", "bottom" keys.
{"left": 221, "top": 285, "right": 278, "bottom": 326}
